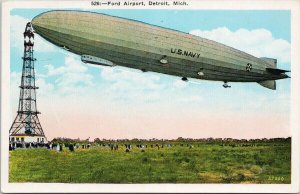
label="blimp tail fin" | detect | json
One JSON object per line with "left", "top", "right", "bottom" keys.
{"left": 266, "top": 68, "right": 290, "bottom": 75}
{"left": 260, "top": 57, "right": 277, "bottom": 68}
{"left": 257, "top": 80, "right": 276, "bottom": 90}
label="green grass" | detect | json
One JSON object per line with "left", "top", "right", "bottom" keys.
{"left": 9, "top": 143, "right": 291, "bottom": 183}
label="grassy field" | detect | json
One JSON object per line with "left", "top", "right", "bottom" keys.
{"left": 9, "top": 142, "right": 291, "bottom": 183}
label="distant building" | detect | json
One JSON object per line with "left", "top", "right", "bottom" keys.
{"left": 10, "top": 135, "right": 46, "bottom": 144}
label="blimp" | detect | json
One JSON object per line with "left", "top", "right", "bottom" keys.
{"left": 31, "top": 10, "right": 290, "bottom": 90}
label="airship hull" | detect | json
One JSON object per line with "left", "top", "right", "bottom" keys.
{"left": 31, "top": 11, "right": 289, "bottom": 88}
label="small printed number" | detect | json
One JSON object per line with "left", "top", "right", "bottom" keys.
{"left": 268, "top": 176, "right": 284, "bottom": 181}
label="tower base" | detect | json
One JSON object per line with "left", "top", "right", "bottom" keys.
{"left": 9, "top": 135, "right": 47, "bottom": 144}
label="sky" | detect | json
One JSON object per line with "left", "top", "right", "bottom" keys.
{"left": 9, "top": 9, "right": 291, "bottom": 140}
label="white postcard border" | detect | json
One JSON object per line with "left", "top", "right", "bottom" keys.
{"left": 1, "top": 0, "right": 299, "bottom": 193}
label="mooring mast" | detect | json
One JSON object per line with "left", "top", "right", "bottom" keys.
{"left": 9, "top": 22, "right": 46, "bottom": 143}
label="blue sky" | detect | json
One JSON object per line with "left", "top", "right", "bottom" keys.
{"left": 10, "top": 9, "right": 291, "bottom": 140}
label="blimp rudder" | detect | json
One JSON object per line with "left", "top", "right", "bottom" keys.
{"left": 258, "top": 80, "right": 276, "bottom": 90}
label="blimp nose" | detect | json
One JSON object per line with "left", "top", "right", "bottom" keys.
{"left": 31, "top": 16, "right": 39, "bottom": 29}
{"left": 31, "top": 14, "right": 39, "bottom": 26}
{"left": 30, "top": 11, "right": 87, "bottom": 55}
{"left": 31, "top": 11, "right": 69, "bottom": 50}
{"left": 31, "top": 12, "right": 49, "bottom": 34}
{"left": 32, "top": 11, "right": 75, "bottom": 34}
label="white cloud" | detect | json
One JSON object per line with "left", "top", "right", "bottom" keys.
{"left": 44, "top": 64, "right": 65, "bottom": 76}
{"left": 46, "top": 55, "right": 89, "bottom": 77}
{"left": 36, "top": 78, "right": 54, "bottom": 96}
{"left": 190, "top": 27, "right": 291, "bottom": 65}
{"left": 101, "top": 67, "right": 163, "bottom": 90}
{"left": 98, "top": 67, "right": 167, "bottom": 102}
{"left": 10, "top": 15, "right": 55, "bottom": 52}
{"left": 173, "top": 79, "right": 188, "bottom": 89}
{"left": 45, "top": 55, "right": 94, "bottom": 95}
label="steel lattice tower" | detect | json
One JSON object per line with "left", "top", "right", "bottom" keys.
{"left": 9, "top": 22, "right": 46, "bottom": 142}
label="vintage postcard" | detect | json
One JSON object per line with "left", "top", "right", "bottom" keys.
{"left": 1, "top": 0, "right": 300, "bottom": 193}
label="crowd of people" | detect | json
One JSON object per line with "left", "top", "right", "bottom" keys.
{"left": 9, "top": 141, "right": 179, "bottom": 153}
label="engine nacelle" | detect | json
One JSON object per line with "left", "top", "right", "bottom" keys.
{"left": 81, "top": 55, "right": 115, "bottom": 67}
